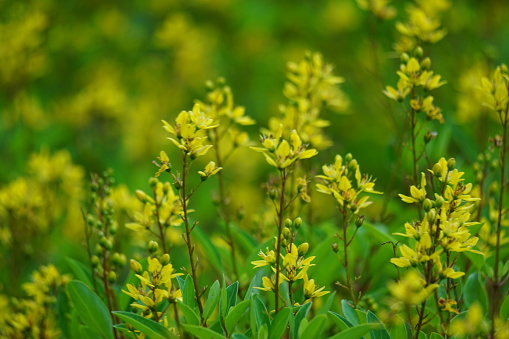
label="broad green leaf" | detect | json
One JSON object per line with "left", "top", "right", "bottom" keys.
{"left": 363, "top": 222, "right": 398, "bottom": 244}
{"left": 430, "top": 333, "right": 444, "bottom": 339}
{"left": 183, "top": 274, "right": 197, "bottom": 308}
{"left": 328, "top": 311, "right": 350, "bottom": 331}
{"left": 389, "top": 321, "right": 411, "bottom": 339}
{"left": 203, "top": 280, "right": 221, "bottom": 321}
{"left": 463, "top": 273, "right": 488, "bottom": 313}
{"left": 300, "top": 314, "right": 327, "bottom": 338}
{"left": 292, "top": 302, "right": 312, "bottom": 339}
{"left": 270, "top": 307, "right": 291, "bottom": 339}
{"left": 245, "top": 269, "right": 264, "bottom": 299}
{"left": 113, "top": 311, "right": 175, "bottom": 339}
{"left": 464, "top": 249, "right": 484, "bottom": 271}
{"left": 113, "top": 324, "right": 136, "bottom": 338}
{"left": 226, "top": 281, "right": 239, "bottom": 310}
{"left": 232, "top": 334, "right": 249, "bottom": 339}
{"left": 177, "top": 301, "right": 200, "bottom": 326}
{"left": 57, "top": 289, "right": 71, "bottom": 338}
{"left": 366, "top": 311, "right": 389, "bottom": 339}
{"left": 225, "top": 299, "right": 251, "bottom": 334}
{"left": 258, "top": 324, "right": 269, "bottom": 339}
{"left": 327, "top": 323, "right": 382, "bottom": 339}
{"left": 194, "top": 227, "right": 224, "bottom": 273}
{"left": 418, "top": 331, "right": 428, "bottom": 339}
{"left": 253, "top": 295, "right": 270, "bottom": 329}
{"left": 66, "top": 280, "right": 113, "bottom": 339}
{"left": 355, "top": 309, "right": 367, "bottom": 324}
{"left": 317, "top": 291, "right": 336, "bottom": 315}
{"left": 342, "top": 299, "right": 359, "bottom": 326}
{"left": 182, "top": 324, "right": 227, "bottom": 339}
{"left": 65, "top": 258, "right": 96, "bottom": 291}
{"left": 500, "top": 295, "right": 509, "bottom": 321}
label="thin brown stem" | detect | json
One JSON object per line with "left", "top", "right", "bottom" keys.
{"left": 341, "top": 204, "right": 357, "bottom": 307}
{"left": 274, "top": 168, "right": 288, "bottom": 312}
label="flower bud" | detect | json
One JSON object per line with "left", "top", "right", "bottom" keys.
{"left": 400, "top": 52, "right": 409, "bottom": 63}
{"left": 282, "top": 227, "right": 291, "bottom": 239}
{"left": 293, "top": 217, "right": 302, "bottom": 229}
{"left": 268, "top": 187, "right": 277, "bottom": 201}
{"left": 284, "top": 218, "right": 293, "bottom": 229}
{"left": 135, "top": 190, "right": 150, "bottom": 203}
{"left": 298, "top": 243, "right": 309, "bottom": 256}
{"left": 96, "top": 221, "right": 103, "bottom": 230}
{"left": 420, "top": 57, "right": 431, "bottom": 69}
{"left": 107, "top": 271, "right": 117, "bottom": 284}
{"left": 414, "top": 46, "right": 423, "bottom": 58}
{"left": 427, "top": 210, "right": 437, "bottom": 224}
{"left": 149, "top": 177, "right": 158, "bottom": 189}
{"left": 87, "top": 214, "right": 95, "bottom": 226}
{"left": 148, "top": 241, "right": 159, "bottom": 254}
{"left": 447, "top": 158, "right": 456, "bottom": 170}
{"left": 160, "top": 253, "right": 170, "bottom": 265}
{"left": 435, "top": 196, "right": 444, "bottom": 209}
{"left": 491, "top": 159, "right": 499, "bottom": 171}
{"left": 130, "top": 259, "right": 143, "bottom": 274}
{"left": 423, "top": 199, "right": 432, "bottom": 212}
{"left": 345, "top": 153, "right": 353, "bottom": 163}
{"left": 355, "top": 215, "right": 365, "bottom": 228}
{"left": 432, "top": 163, "right": 442, "bottom": 177}
{"left": 91, "top": 255, "right": 100, "bottom": 268}
{"left": 163, "top": 182, "right": 171, "bottom": 195}
{"left": 111, "top": 252, "right": 123, "bottom": 267}
{"left": 331, "top": 243, "right": 339, "bottom": 253}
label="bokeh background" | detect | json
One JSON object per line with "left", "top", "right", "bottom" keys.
{"left": 2, "top": 0, "right": 509, "bottom": 295}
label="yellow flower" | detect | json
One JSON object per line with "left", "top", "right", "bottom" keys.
{"left": 388, "top": 270, "right": 438, "bottom": 305}
{"left": 251, "top": 248, "right": 277, "bottom": 268}
{"left": 198, "top": 161, "right": 222, "bottom": 179}
{"left": 303, "top": 273, "right": 329, "bottom": 301}
{"left": 399, "top": 172, "right": 427, "bottom": 204}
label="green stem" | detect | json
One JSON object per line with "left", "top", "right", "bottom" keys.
{"left": 274, "top": 168, "right": 288, "bottom": 312}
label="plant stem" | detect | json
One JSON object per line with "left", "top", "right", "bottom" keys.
{"left": 490, "top": 102, "right": 509, "bottom": 338}
{"left": 341, "top": 204, "right": 357, "bottom": 307}
{"left": 274, "top": 168, "right": 288, "bottom": 312}
{"left": 180, "top": 153, "right": 205, "bottom": 325}
{"left": 153, "top": 190, "right": 168, "bottom": 254}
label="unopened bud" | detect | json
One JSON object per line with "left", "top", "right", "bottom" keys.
{"left": 96, "top": 221, "right": 103, "bottom": 230}
{"left": 414, "top": 46, "right": 423, "bottom": 58}
{"left": 130, "top": 259, "right": 143, "bottom": 274}
{"left": 91, "top": 255, "right": 100, "bottom": 268}
{"left": 423, "top": 199, "right": 432, "bottom": 212}
{"left": 135, "top": 190, "right": 150, "bottom": 203}
{"left": 282, "top": 227, "right": 291, "bottom": 239}
{"left": 111, "top": 253, "right": 123, "bottom": 267}
{"left": 331, "top": 243, "right": 339, "bottom": 253}
{"left": 400, "top": 53, "right": 410, "bottom": 63}
{"left": 160, "top": 253, "right": 170, "bottom": 265}
{"left": 284, "top": 218, "right": 293, "bottom": 229}
{"left": 355, "top": 215, "right": 365, "bottom": 228}
{"left": 107, "top": 271, "right": 117, "bottom": 284}
{"left": 268, "top": 187, "right": 277, "bottom": 201}
{"left": 420, "top": 57, "right": 431, "bottom": 69}
{"left": 432, "top": 163, "right": 442, "bottom": 177}
{"left": 163, "top": 182, "right": 171, "bottom": 194}
{"left": 298, "top": 243, "right": 309, "bottom": 256}
{"left": 427, "top": 210, "right": 437, "bottom": 224}
{"left": 148, "top": 241, "right": 159, "bottom": 254}
{"left": 435, "top": 196, "right": 444, "bottom": 208}
{"left": 491, "top": 159, "right": 499, "bottom": 171}
{"left": 149, "top": 177, "right": 158, "bottom": 189}
{"left": 447, "top": 158, "right": 456, "bottom": 170}
{"left": 345, "top": 153, "right": 353, "bottom": 163}
{"left": 293, "top": 217, "right": 302, "bottom": 229}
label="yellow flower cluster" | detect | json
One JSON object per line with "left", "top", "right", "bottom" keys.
{"left": 123, "top": 256, "right": 182, "bottom": 320}
{"left": 126, "top": 177, "right": 184, "bottom": 233}
{"left": 394, "top": 0, "right": 450, "bottom": 52}
{"left": 251, "top": 125, "right": 318, "bottom": 170}
{"left": 480, "top": 64, "right": 509, "bottom": 114}
{"left": 0, "top": 265, "right": 70, "bottom": 339}
{"left": 162, "top": 103, "right": 217, "bottom": 159}
{"left": 356, "top": 0, "right": 396, "bottom": 20}
{"left": 392, "top": 158, "right": 483, "bottom": 314}
{"left": 316, "top": 153, "right": 382, "bottom": 213}
{"left": 384, "top": 50, "right": 446, "bottom": 123}
{"left": 252, "top": 241, "right": 328, "bottom": 304}
{"left": 267, "top": 51, "right": 349, "bottom": 150}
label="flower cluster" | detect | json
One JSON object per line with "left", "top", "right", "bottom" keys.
{"left": 392, "top": 158, "right": 483, "bottom": 316}
{"left": 267, "top": 51, "right": 349, "bottom": 150}
{"left": 251, "top": 126, "right": 318, "bottom": 170}
{"left": 394, "top": 0, "right": 450, "bottom": 52}
{"left": 123, "top": 255, "right": 182, "bottom": 321}
{"left": 356, "top": 0, "right": 396, "bottom": 20}
{"left": 316, "top": 153, "right": 381, "bottom": 213}
{"left": 162, "top": 103, "right": 217, "bottom": 159}
{"left": 480, "top": 64, "right": 509, "bottom": 114}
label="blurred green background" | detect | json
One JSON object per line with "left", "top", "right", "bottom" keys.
{"left": 2, "top": 0, "right": 509, "bottom": 294}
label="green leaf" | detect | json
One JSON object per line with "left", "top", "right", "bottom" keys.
{"left": 221, "top": 275, "right": 228, "bottom": 318}
{"left": 226, "top": 281, "right": 239, "bottom": 310}
{"left": 418, "top": 331, "right": 428, "bottom": 339}
{"left": 270, "top": 307, "right": 291, "bottom": 339}
{"left": 363, "top": 222, "right": 398, "bottom": 244}
{"left": 232, "top": 334, "right": 250, "bottom": 339}
{"left": 258, "top": 324, "right": 269, "bottom": 339}
{"left": 57, "top": 289, "right": 71, "bottom": 338}
{"left": 203, "top": 280, "right": 221, "bottom": 321}
{"left": 430, "top": 333, "right": 444, "bottom": 339}
{"left": 65, "top": 258, "right": 95, "bottom": 290}
{"left": 389, "top": 320, "right": 410, "bottom": 339}
{"left": 500, "top": 295, "right": 509, "bottom": 321}
{"left": 328, "top": 311, "right": 350, "bottom": 331}
{"left": 66, "top": 280, "right": 113, "bottom": 339}
{"left": 463, "top": 272, "right": 488, "bottom": 313}
{"left": 300, "top": 314, "right": 327, "bottom": 338}
{"left": 245, "top": 269, "right": 264, "bottom": 300}
{"left": 366, "top": 311, "right": 389, "bottom": 339}
{"left": 292, "top": 302, "right": 312, "bottom": 339}
{"left": 113, "top": 311, "right": 175, "bottom": 339}
{"left": 317, "top": 291, "right": 336, "bottom": 315}
{"left": 253, "top": 295, "right": 270, "bottom": 329}
{"left": 177, "top": 301, "right": 200, "bottom": 326}
{"left": 341, "top": 300, "right": 359, "bottom": 326}
{"left": 194, "top": 227, "right": 224, "bottom": 274}
{"left": 225, "top": 299, "right": 251, "bottom": 334}
{"left": 355, "top": 309, "right": 367, "bottom": 324}
{"left": 182, "top": 324, "right": 227, "bottom": 339}
{"left": 464, "top": 249, "right": 485, "bottom": 271}
{"left": 183, "top": 274, "right": 197, "bottom": 308}
{"left": 327, "top": 323, "right": 382, "bottom": 339}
